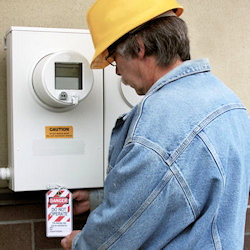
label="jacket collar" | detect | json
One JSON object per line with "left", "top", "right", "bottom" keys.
{"left": 146, "top": 59, "right": 211, "bottom": 96}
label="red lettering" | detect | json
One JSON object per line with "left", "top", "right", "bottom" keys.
{"left": 49, "top": 197, "right": 69, "bottom": 205}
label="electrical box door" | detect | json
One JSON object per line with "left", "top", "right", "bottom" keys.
{"left": 5, "top": 27, "right": 104, "bottom": 191}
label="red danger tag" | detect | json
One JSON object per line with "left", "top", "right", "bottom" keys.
{"left": 46, "top": 189, "right": 72, "bottom": 237}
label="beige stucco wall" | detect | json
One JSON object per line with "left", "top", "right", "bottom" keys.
{"left": 180, "top": 0, "right": 250, "bottom": 111}
{"left": 0, "top": 0, "right": 249, "bottom": 187}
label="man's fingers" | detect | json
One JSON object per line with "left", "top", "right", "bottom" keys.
{"left": 73, "top": 200, "right": 90, "bottom": 215}
{"left": 61, "top": 236, "right": 71, "bottom": 250}
{"left": 72, "top": 190, "right": 89, "bottom": 201}
{"left": 61, "top": 230, "right": 81, "bottom": 250}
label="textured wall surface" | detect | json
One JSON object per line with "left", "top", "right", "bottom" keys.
{"left": 0, "top": 189, "right": 89, "bottom": 250}
{"left": 0, "top": 0, "right": 249, "bottom": 249}
{"left": 180, "top": 0, "right": 250, "bottom": 112}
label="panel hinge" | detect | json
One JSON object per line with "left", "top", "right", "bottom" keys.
{"left": 3, "top": 35, "right": 7, "bottom": 50}
{"left": 3, "top": 30, "right": 11, "bottom": 50}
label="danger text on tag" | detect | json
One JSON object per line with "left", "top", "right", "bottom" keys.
{"left": 49, "top": 197, "right": 69, "bottom": 205}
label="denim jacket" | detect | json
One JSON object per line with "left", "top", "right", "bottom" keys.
{"left": 73, "top": 59, "right": 250, "bottom": 250}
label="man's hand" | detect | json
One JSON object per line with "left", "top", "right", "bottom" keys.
{"left": 61, "top": 190, "right": 89, "bottom": 249}
{"left": 72, "top": 190, "right": 90, "bottom": 215}
{"left": 61, "top": 230, "right": 81, "bottom": 250}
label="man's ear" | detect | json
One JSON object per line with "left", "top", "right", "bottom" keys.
{"left": 137, "top": 37, "right": 145, "bottom": 60}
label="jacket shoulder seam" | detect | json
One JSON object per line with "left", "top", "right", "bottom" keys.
{"left": 197, "top": 131, "right": 226, "bottom": 188}
{"left": 166, "top": 103, "right": 245, "bottom": 166}
{"left": 125, "top": 139, "right": 200, "bottom": 218}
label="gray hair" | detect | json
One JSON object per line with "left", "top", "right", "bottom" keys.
{"left": 116, "top": 16, "right": 190, "bottom": 67}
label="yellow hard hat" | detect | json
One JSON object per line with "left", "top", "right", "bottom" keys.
{"left": 87, "top": 0, "right": 183, "bottom": 69}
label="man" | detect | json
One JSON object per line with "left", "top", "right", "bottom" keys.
{"left": 61, "top": 0, "right": 250, "bottom": 249}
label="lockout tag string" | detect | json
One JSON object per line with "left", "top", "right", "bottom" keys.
{"left": 46, "top": 184, "right": 66, "bottom": 190}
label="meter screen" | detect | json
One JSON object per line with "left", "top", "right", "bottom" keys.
{"left": 55, "top": 63, "right": 82, "bottom": 90}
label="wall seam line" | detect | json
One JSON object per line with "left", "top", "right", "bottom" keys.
{"left": 0, "top": 218, "right": 45, "bottom": 225}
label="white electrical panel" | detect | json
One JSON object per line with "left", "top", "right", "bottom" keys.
{"left": 5, "top": 27, "right": 104, "bottom": 191}
{"left": 5, "top": 26, "right": 143, "bottom": 191}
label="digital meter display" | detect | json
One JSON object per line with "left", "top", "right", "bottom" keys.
{"left": 55, "top": 63, "right": 82, "bottom": 90}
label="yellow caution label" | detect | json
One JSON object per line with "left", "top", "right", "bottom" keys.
{"left": 45, "top": 126, "right": 73, "bottom": 139}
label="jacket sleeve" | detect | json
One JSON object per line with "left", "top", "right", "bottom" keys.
{"left": 72, "top": 142, "right": 195, "bottom": 250}
{"left": 89, "top": 188, "right": 104, "bottom": 212}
